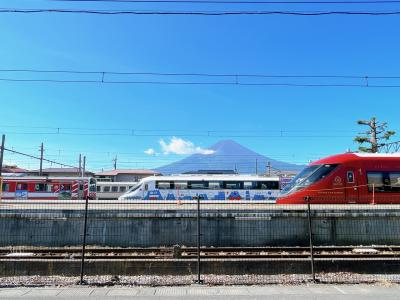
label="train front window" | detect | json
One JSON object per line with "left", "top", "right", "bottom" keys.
{"left": 280, "top": 164, "right": 338, "bottom": 195}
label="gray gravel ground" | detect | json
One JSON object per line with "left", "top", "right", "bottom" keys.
{"left": 0, "top": 273, "right": 399, "bottom": 287}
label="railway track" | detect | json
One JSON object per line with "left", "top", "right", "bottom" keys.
{"left": 1, "top": 246, "right": 400, "bottom": 260}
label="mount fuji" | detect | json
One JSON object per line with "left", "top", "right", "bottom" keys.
{"left": 155, "top": 140, "right": 304, "bottom": 175}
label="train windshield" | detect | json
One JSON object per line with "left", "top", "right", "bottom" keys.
{"left": 127, "top": 183, "right": 141, "bottom": 193}
{"left": 280, "top": 164, "right": 338, "bottom": 196}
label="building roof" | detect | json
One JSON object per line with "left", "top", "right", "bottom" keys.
{"left": 95, "top": 169, "right": 161, "bottom": 176}
{"left": 1, "top": 165, "right": 27, "bottom": 173}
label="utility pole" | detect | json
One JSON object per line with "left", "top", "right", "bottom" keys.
{"left": 0, "top": 134, "right": 5, "bottom": 177}
{"left": 112, "top": 155, "right": 117, "bottom": 170}
{"left": 39, "top": 143, "right": 44, "bottom": 176}
{"left": 83, "top": 156, "right": 86, "bottom": 177}
{"left": 79, "top": 154, "right": 82, "bottom": 177}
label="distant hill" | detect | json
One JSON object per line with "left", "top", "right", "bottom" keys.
{"left": 155, "top": 140, "right": 304, "bottom": 175}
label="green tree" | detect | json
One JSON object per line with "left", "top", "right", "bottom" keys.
{"left": 354, "top": 117, "right": 396, "bottom": 153}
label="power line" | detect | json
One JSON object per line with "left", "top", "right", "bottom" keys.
{"left": 3, "top": 147, "right": 78, "bottom": 169}
{"left": 1, "top": 69, "right": 400, "bottom": 87}
{"left": 2, "top": 68, "right": 400, "bottom": 78}
{"left": 2, "top": 8, "right": 400, "bottom": 15}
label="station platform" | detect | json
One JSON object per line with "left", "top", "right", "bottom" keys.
{"left": 1, "top": 284, "right": 399, "bottom": 300}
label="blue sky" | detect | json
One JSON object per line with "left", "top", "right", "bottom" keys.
{"left": 0, "top": 0, "right": 399, "bottom": 171}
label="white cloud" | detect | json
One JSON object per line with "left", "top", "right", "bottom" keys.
{"left": 144, "top": 148, "right": 156, "bottom": 155}
{"left": 159, "top": 137, "right": 215, "bottom": 155}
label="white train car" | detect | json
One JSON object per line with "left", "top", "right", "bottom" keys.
{"left": 96, "top": 182, "right": 137, "bottom": 200}
{"left": 118, "top": 175, "right": 280, "bottom": 202}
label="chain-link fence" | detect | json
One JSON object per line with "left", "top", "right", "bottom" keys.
{"left": 1, "top": 197, "right": 400, "bottom": 286}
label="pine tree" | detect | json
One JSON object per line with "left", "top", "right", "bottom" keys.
{"left": 354, "top": 117, "right": 396, "bottom": 153}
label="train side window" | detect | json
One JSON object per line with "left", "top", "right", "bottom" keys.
{"left": 188, "top": 181, "right": 208, "bottom": 189}
{"left": 120, "top": 186, "right": 126, "bottom": 193}
{"left": 244, "top": 181, "right": 256, "bottom": 190}
{"left": 209, "top": 181, "right": 222, "bottom": 189}
{"left": 103, "top": 186, "right": 110, "bottom": 192}
{"left": 2, "top": 183, "right": 10, "bottom": 192}
{"left": 347, "top": 171, "right": 354, "bottom": 183}
{"left": 144, "top": 184, "right": 148, "bottom": 191}
{"left": 224, "top": 181, "right": 242, "bottom": 190}
{"left": 156, "top": 181, "right": 172, "bottom": 189}
{"left": 35, "top": 184, "right": 46, "bottom": 192}
{"left": 96, "top": 186, "right": 101, "bottom": 192}
{"left": 46, "top": 185, "right": 53, "bottom": 192}
{"left": 258, "top": 181, "right": 280, "bottom": 190}
{"left": 367, "top": 172, "right": 385, "bottom": 192}
{"left": 16, "top": 183, "right": 28, "bottom": 190}
{"left": 389, "top": 173, "right": 400, "bottom": 192}
{"left": 111, "top": 186, "right": 118, "bottom": 192}
{"left": 175, "top": 182, "right": 188, "bottom": 189}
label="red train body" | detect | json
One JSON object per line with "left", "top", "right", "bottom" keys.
{"left": 0, "top": 176, "right": 97, "bottom": 200}
{"left": 276, "top": 153, "right": 400, "bottom": 204}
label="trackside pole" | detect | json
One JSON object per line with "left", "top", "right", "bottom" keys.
{"left": 0, "top": 135, "right": 5, "bottom": 202}
{"left": 79, "top": 196, "right": 89, "bottom": 285}
{"left": 306, "top": 197, "right": 316, "bottom": 282}
{"left": 195, "top": 194, "right": 203, "bottom": 284}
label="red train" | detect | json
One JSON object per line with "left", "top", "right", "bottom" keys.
{"left": 0, "top": 176, "right": 97, "bottom": 200}
{"left": 277, "top": 153, "right": 400, "bottom": 204}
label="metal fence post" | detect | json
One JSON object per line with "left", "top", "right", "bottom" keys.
{"left": 306, "top": 197, "right": 316, "bottom": 282}
{"left": 195, "top": 194, "right": 203, "bottom": 284}
{"left": 79, "top": 196, "right": 89, "bottom": 285}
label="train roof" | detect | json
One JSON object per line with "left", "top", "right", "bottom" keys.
{"left": 311, "top": 152, "right": 400, "bottom": 165}
{"left": 2, "top": 176, "right": 94, "bottom": 181}
{"left": 139, "top": 174, "right": 280, "bottom": 182}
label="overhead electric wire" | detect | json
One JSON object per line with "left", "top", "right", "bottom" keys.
{"left": 2, "top": 8, "right": 400, "bottom": 16}
{"left": 2, "top": 68, "right": 400, "bottom": 78}
{"left": 1, "top": 68, "right": 400, "bottom": 87}
{"left": 3, "top": 147, "right": 78, "bottom": 169}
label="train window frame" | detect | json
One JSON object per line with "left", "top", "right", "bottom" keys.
{"left": 46, "top": 184, "right": 53, "bottom": 192}
{"left": 175, "top": 181, "right": 188, "bottom": 189}
{"left": 389, "top": 173, "right": 400, "bottom": 192}
{"left": 188, "top": 181, "right": 209, "bottom": 190}
{"left": 2, "top": 183, "right": 10, "bottom": 192}
{"left": 35, "top": 183, "right": 46, "bottom": 192}
{"left": 16, "top": 183, "right": 28, "bottom": 190}
{"left": 119, "top": 186, "right": 127, "bottom": 193}
{"left": 96, "top": 186, "right": 101, "bottom": 192}
{"left": 103, "top": 186, "right": 110, "bottom": 192}
{"left": 111, "top": 186, "right": 118, "bottom": 192}
{"left": 367, "top": 172, "right": 386, "bottom": 192}
{"left": 156, "top": 181, "right": 173, "bottom": 189}
{"left": 223, "top": 181, "right": 243, "bottom": 190}
{"left": 258, "top": 181, "right": 280, "bottom": 190}
{"left": 346, "top": 171, "right": 355, "bottom": 183}
{"left": 243, "top": 181, "right": 256, "bottom": 190}
{"left": 209, "top": 181, "right": 222, "bottom": 189}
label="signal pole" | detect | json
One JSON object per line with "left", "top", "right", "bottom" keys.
{"left": 0, "top": 134, "right": 5, "bottom": 177}
{"left": 79, "top": 154, "right": 82, "bottom": 177}
{"left": 83, "top": 156, "right": 86, "bottom": 177}
{"left": 39, "top": 143, "right": 44, "bottom": 176}
{"left": 113, "top": 155, "right": 117, "bottom": 170}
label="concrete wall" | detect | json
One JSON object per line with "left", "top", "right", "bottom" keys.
{"left": 0, "top": 209, "right": 400, "bottom": 247}
{"left": 1, "top": 207, "right": 400, "bottom": 247}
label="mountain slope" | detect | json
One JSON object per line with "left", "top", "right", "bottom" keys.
{"left": 155, "top": 140, "right": 304, "bottom": 175}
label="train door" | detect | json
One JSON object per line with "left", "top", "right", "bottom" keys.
{"left": 345, "top": 169, "right": 359, "bottom": 203}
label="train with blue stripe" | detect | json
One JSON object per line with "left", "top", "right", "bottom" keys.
{"left": 118, "top": 175, "right": 281, "bottom": 202}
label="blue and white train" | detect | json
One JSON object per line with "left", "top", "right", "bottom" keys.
{"left": 118, "top": 175, "right": 281, "bottom": 202}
